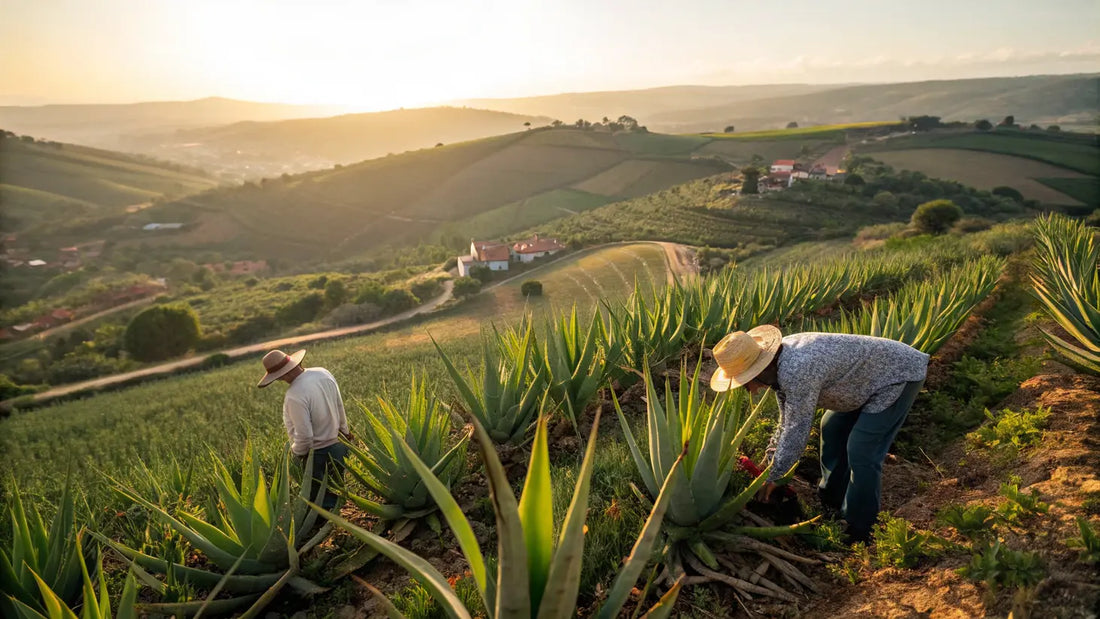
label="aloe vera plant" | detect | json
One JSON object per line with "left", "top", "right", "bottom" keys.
{"left": 605, "top": 286, "right": 688, "bottom": 379}
{"left": 613, "top": 362, "right": 820, "bottom": 600}
{"left": 1, "top": 481, "right": 89, "bottom": 617}
{"left": 315, "top": 405, "right": 687, "bottom": 618}
{"left": 813, "top": 256, "right": 1003, "bottom": 354}
{"left": 434, "top": 330, "right": 546, "bottom": 445}
{"left": 1031, "top": 213, "right": 1099, "bottom": 374}
{"left": 7, "top": 532, "right": 139, "bottom": 619}
{"left": 342, "top": 375, "right": 470, "bottom": 523}
{"left": 539, "top": 306, "right": 621, "bottom": 431}
{"left": 97, "top": 442, "right": 329, "bottom": 617}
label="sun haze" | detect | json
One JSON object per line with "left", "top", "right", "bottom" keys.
{"left": 1, "top": 0, "right": 1098, "bottom": 107}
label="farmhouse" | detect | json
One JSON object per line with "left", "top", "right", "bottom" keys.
{"left": 511, "top": 234, "right": 565, "bottom": 263}
{"left": 770, "top": 159, "right": 795, "bottom": 173}
{"left": 458, "top": 240, "right": 511, "bottom": 276}
{"left": 142, "top": 223, "right": 184, "bottom": 231}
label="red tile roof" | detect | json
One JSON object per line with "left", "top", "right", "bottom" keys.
{"left": 512, "top": 234, "right": 565, "bottom": 254}
{"left": 473, "top": 241, "right": 510, "bottom": 262}
{"left": 772, "top": 159, "right": 796, "bottom": 166}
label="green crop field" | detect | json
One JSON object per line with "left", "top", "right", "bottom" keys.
{"left": 866, "top": 129, "right": 1100, "bottom": 176}
{"left": 0, "top": 243, "right": 669, "bottom": 505}
{"left": 699, "top": 121, "right": 901, "bottom": 141}
{"left": 1036, "top": 177, "right": 1100, "bottom": 207}
{"left": 430, "top": 188, "right": 611, "bottom": 243}
{"left": 694, "top": 137, "right": 839, "bottom": 164}
{"left": 871, "top": 149, "right": 1089, "bottom": 205}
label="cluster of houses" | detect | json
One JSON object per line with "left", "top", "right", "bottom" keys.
{"left": 457, "top": 234, "right": 567, "bottom": 277}
{"left": 758, "top": 159, "right": 846, "bottom": 193}
{"left": 3, "top": 237, "right": 106, "bottom": 271}
{"left": 0, "top": 281, "right": 166, "bottom": 341}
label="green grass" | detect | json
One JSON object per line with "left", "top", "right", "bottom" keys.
{"left": 1036, "top": 177, "right": 1100, "bottom": 207}
{"left": 698, "top": 121, "right": 901, "bottom": 141}
{"left": 867, "top": 130, "right": 1100, "bottom": 176}
{"left": 431, "top": 189, "right": 611, "bottom": 245}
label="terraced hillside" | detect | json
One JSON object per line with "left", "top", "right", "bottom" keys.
{"left": 859, "top": 129, "right": 1100, "bottom": 207}
{"left": 0, "top": 134, "right": 218, "bottom": 234}
{"left": 136, "top": 128, "right": 731, "bottom": 263}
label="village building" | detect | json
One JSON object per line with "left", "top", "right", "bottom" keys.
{"left": 458, "top": 240, "right": 511, "bottom": 277}
{"left": 142, "top": 223, "right": 185, "bottom": 231}
{"left": 511, "top": 234, "right": 566, "bottom": 263}
{"left": 769, "top": 159, "right": 795, "bottom": 173}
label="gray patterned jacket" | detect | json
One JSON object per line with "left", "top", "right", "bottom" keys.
{"left": 765, "top": 333, "right": 929, "bottom": 481}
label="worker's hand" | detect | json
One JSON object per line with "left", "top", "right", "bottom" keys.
{"left": 341, "top": 431, "right": 355, "bottom": 442}
{"left": 757, "top": 481, "right": 780, "bottom": 504}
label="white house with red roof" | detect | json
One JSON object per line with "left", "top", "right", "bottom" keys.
{"left": 511, "top": 234, "right": 566, "bottom": 263}
{"left": 458, "top": 240, "right": 512, "bottom": 276}
{"left": 770, "top": 159, "right": 795, "bottom": 173}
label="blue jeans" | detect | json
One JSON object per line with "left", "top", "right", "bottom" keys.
{"left": 818, "top": 380, "right": 924, "bottom": 540}
{"left": 296, "top": 442, "right": 348, "bottom": 511}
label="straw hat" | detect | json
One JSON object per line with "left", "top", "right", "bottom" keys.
{"left": 257, "top": 349, "right": 305, "bottom": 388}
{"left": 709, "top": 325, "right": 783, "bottom": 392}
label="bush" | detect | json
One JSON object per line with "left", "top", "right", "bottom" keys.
{"left": 855, "top": 222, "right": 907, "bottom": 244}
{"left": 910, "top": 199, "right": 962, "bottom": 234}
{"left": 124, "top": 304, "right": 202, "bottom": 362}
{"left": 968, "top": 222, "right": 1034, "bottom": 256}
{"left": 227, "top": 313, "right": 278, "bottom": 344}
{"left": 952, "top": 217, "right": 993, "bottom": 234}
{"left": 844, "top": 173, "right": 865, "bottom": 187}
{"left": 991, "top": 186, "right": 1024, "bottom": 202}
{"left": 381, "top": 288, "right": 419, "bottom": 313}
{"left": 967, "top": 406, "right": 1049, "bottom": 455}
{"left": 469, "top": 265, "right": 492, "bottom": 283}
{"left": 0, "top": 374, "right": 38, "bottom": 400}
{"left": 443, "top": 257, "right": 458, "bottom": 271}
{"left": 199, "top": 353, "right": 230, "bottom": 369}
{"left": 324, "top": 279, "right": 348, "bottom": 308}
{"left": 452, "top": 276, "right": 482, "bottom": 298}
{"left": 521, "top": 280, "right": 543, "bottom": 297}
{"left": 275, "top": 292, "right": 325, "bottom": 326}
{"left": 46, "top": 351, "right": 131, "bottom": 384}
{"left": 354, "top": 280, "right": 386, "bottom": 305}
{"left": 410, "top": 277, "right": 444, "bottom": 301}
{"left": 307, "top": 274, "right": 328, "bottom": 289}
{"left": 323, "top": 303, "right": 382, "bottom": 327}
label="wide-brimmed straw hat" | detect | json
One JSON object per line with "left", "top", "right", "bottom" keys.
{"left": 257, "top": 349, "right": 305, "bottom": 388}
{"left": 709, "top": 325, "right": 783, "bottom": 392}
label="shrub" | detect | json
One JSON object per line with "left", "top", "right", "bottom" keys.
{"left": 124, "top": 304, "right": 202, "bottom": 362}
{"left": 227, "top": 313, "right": 278, "bottom": 344}
{"left": 199, "top": 353, "right": 230, "bottom": 369}
{"left": 410, "top": 277, "right": 443, "bottom": 301}
{"left": 952, "top": 217, "right": 993, "bottom": 234}
{"left": 991, "top": 186, "right": 1024, "bottom": 202}
{"left": 975, "top": 119, "right": 993, "bottom": 131}
{"left": 520, "top": 280, "right": 543, "bottom": 297}
{"left": 323, "top": 302, "right": 382, "bottom": 327}
{"left": 844, "top": 173, "right": 865, "bottom": 187}
{"left": 968, "top": 222, "right": 1034, "bottom": 256}
{"left": 307, "top": 274, "right": 328, "bottom": 289}
{"left": 46, "top": 351, "right": 130, "bottom": 383}
{"left": 443, "top": 256, "right": 458, "bottom": 271}
{"left": 0, "top": 374, "right": 38, "bottom": 400}
{"left": 452, "top": 276, "right": 481, "bottom": 298}
{"left": 469, "top": 265, "right": 492, "bottom": 283}
{"left": 911, "top": 199, "right": 963, "bottom": 234}
{"left": 872, "top": 190, "right": 899, "bottom": 209}
{"left": 324, "top": 279, "right": 348, "bottom": 308}
{"left": 381, "top": 288, "right": 419, "bottom": 313}
{"left": 855, "top": 222, "right": 907, "bottom": 244}
{"left": 354, "top": 280, "right": 386, "bottom": 305}
{"left": 275, "top": 292, "right": 325, "bottom": 326}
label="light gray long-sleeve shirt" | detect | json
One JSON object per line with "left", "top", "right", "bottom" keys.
{"left": 283, "top": 367, "right": 349, "bottom": 456}
{"left": 765, "top": 333, "right": 929, "bottom": 481}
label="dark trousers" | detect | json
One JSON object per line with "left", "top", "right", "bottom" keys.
{"left": 296, "top": 442, "right": 348, "bottom": 511}
{"left": 818, "top": 380, "right": 924, "bottom": 540}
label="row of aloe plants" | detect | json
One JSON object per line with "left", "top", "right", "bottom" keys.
{"left": 1, "top": 238, "right": 997, "bottom": 616}
{"left": 1031, "top": 213, "right": 1099, "bottom": 374}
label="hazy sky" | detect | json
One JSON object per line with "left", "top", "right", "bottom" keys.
{"left": 2, "top": 0, "right": 1098, "bottom": 108}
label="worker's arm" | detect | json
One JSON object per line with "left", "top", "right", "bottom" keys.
{"left": 283, "top": 395, "right": 313, "bottom": 456}
{"left": 331, "top": 376, "right": 351, "bottom": 439}
{"left": 766, "top": 383, "right": 820, "bottom": 483}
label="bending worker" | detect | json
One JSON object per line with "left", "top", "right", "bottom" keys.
{"left": 258, "top": 348, "right": 351, "bottom": 510}
{"left": 709, "top": 326, "right": 928, "bottom": 542}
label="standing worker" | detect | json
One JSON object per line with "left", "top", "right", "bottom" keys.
{"left": 258, "top": 349, "right": 351, "bottom": 510}
{"left": 709, "top": 326, "right": 928, "bottom": 542}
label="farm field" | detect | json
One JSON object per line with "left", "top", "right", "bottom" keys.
{"left": 867, "top": 129, "right": 1100, "bottom": 175}
{"left": 0, "top": 243, "right": 670, "bottom": 504}
{"left": 872, "top": 149, "right": 1089, "bottom": 205}
{"left": 699, "top": 120, "right": 901, "bottom": 140}
{"left": 694, "top": 137, "right": 839, "bottom": 165}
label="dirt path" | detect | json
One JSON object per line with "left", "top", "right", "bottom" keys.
{"left": 1, "top": 296, "right": 158, "bottom": 360}
{"left": 9, "top": 280, "right": 454, "bottom": 407}
{"left": 812, "top": 145, "right": 851, "bottom": 175}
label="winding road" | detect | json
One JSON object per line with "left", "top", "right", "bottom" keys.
{"left": 6, "top": 241, "right": 698, "bottom": 409}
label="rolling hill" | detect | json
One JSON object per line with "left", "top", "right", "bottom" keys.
{"left": 121, "top": 107, "right": 549, "bottom": 179}
{"left": 648, "top": 74, "right": 1100, "bottom": 133}
{"left": 0, "top": 97, "right": 335, "bottom": 150}
{"left": 129, "top": 128, "right": 731, "bottom": 263}
{"left": 0, "top": 133, "right": 218, "bottom": 234}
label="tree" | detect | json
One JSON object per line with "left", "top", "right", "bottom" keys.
{"left": 740, "top": 166, "right": 761, "bottom": 194}
{"left": 998, "top": 115, "right": 1015, "bottom": 127}
{"left": 786, "top": 121, "right": 799, "bottom": 129}
{"left": 523, "top": 122, "right": 531, "bottom": 129}
{"left": 844, "top": 173, "right": 865, "bottom": 187}
{"left": 991, "top": 186, "right": 1024, "bottom": 202}
{"left": 910, "top": 199, "right": 963, "bottom": 234}
{"left": 354, "top": 280, "right": 386, "bottom": 305}
{"left": 452, "top": 276, "right": 482, "bottom": 298}
{"left": 617, "top": 115, "right": 638, "bottom": 131}
{"left": 469, "top": 265, "right": 492, "bottom": 283}
{"left": 275, "top": 292, "right": 325, "bottom": 326}
{"left": 380, "top": 288, "right": 419, "bottom": 313}
{"left": 873, "top": 190, "right": 898, "bottom": 209}
{"left": 521, "top": 280, "right": 543, "bottom": 297}
{"left": 124, "top": 304, "right": 202, "bottom": 362}
{"left": 551, "top": 120, "right": 563, "bottom": 128}
{"left": 906, "top": 115, "right": 942, "bottom": 132}
{"left": 324, "top": 279, "right": 348, "bottom": 308}
{"left": 975, "top": 119, "right": 993, "bottom": 131}
{"left": 1047, "top": 125, "right": 1061, "bottom": 132}
{"left": 724, "top": 125, "right": 735, "bottom": 133}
